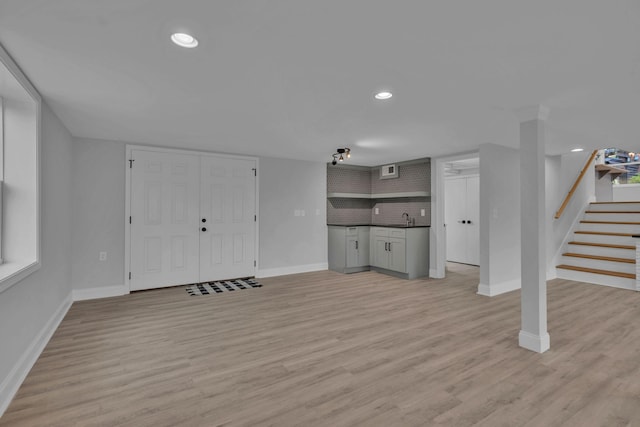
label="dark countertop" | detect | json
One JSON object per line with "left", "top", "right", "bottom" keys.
{"left": 328, "top": 223, "right": 430, "bottom": 228}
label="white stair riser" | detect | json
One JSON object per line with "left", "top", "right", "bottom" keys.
{"left": 578, "top": 222, "right": 640, "bottom": 234}
{"left": 584, "top": 212, "right": 640, "bottom": 222}
{"left": 566, "top": 245, "right": 635, "bottom": 259}
{"left": 560, "top": 256, "right": 635, "bottom": 273}
{"left": 573, "top": 233, "right": 636, "bottom": 245}
{"left": 588, "top": 203, "right": 640, "bottom": 212}
{"left": 555, "top": 268, "right": 636, "bottom": 290}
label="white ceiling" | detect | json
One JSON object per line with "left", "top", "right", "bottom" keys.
{"left": 0, "top": 1, "right": 639, "bottom": 166}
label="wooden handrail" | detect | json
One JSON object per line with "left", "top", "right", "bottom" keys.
{"left": 554, "top": 150, "right": 598, "bottom": 219}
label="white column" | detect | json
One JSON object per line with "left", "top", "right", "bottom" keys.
{"left": 516, "top": 105, "right": 550, "bottom": 353}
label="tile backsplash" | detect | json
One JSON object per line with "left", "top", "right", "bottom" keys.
{"left": 327, "top": 159, "right": 431, "bottom": 226}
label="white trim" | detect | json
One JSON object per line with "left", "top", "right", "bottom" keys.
{"left": 72, "top": 284, "right": 129, "bottom": 301}
{"left": 429, "top": 268, "right": 443, "bottom": 279}
{"left": 514, "top": 105, "right": 550, "bottom": 122}
{"left": 256, "top": 263, "right": 328, "bottom": 278}
{"left": 0, "top": 293, "right": 72, "bottom": 417}
{"left": 0, "top": 43, "right": 42, "bottom": 293}
{"left": 0, "top": 261, "right": 41, "bottom": 294}
{"left": 431, "top": 151, "right": 479, "bottom": 279}
{"left": 477, "top": 279, "right": 521, "bottom": 297}
{"left": 518, "top": 330, "right": 550, "bottom": 353}
{"left": 125, "top": 144, "right": 260, "bottom": 291}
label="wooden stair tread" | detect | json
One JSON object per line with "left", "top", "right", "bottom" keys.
{"left": 585, "top": 210, "right": 640, "bottom": 214}
{"left": 574, "top": 231, "right": 633, "bottom": 236}
{"left": 580, "top": 220, "right": 640, "bottom": 225}
{"left": 590, "top": 201, "right": 640, "bottom": 204}
{"left": 562, "top": 252, "right": 635, "bottom": 263}
{"left": 556, "top": 264, "right": 636, "bottom": 279}
{"left": 568, "top": 241, "right": 635, "bottom": 250}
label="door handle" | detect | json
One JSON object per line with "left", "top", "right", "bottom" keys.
{"left": 467, "top": 220, "right": 472, "bottom": 224}
{"left": 201, "top": 227, "right": 207, "bottom": 232}
{"left": 202, "top": 218, "right": 207, "bottom": 223}
{"left": 459, "top": 220, "right": 466, "bottom": 224}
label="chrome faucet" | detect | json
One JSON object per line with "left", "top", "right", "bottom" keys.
{"left": 402, "top": 212, "right": 410, "bottom": 226}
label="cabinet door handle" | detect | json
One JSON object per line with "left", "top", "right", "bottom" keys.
{"left": 355, "top": 240, "right": 358, "bottom": 250}
{"left": 388, "top": 242, "right": 392, "bottom": 252}
{"left": 385, "top": 242, "right": 389, "bottom": 251}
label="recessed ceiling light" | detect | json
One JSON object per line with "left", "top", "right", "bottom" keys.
{"left": 171, "top": 33, "right": 198, "bottom": 48}
{"left": 374, "top": 91, "right": 393, "bottom": 100}
{"left": 571, "top": 148, "right": 584, "bottom": 152}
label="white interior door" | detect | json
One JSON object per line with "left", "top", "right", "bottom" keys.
{"left": 130, "top": 150, "right": 200, "bottom": 290}
{"left": 445, "top": 178, "right": 468, "bottom": 263}
{"left": 445, "top": 176, "right": 480, "bottom": 265}
{"left": 199, "top": 156, "right": 256, "bottom": 281}
{"left": 466, "top": 176, "right": 480, "bottom": 265}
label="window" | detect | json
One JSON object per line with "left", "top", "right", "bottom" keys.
{"left": 0, "top": 44, "right": 41, "bottom": 293}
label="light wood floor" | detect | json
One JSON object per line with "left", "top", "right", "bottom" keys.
{"left": 3, "top": 264, "right": 640, "bottom": 426}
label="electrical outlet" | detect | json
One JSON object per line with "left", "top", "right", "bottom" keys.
{"left": 421, "top": 209, "right": 425, "bottom": 216}
{"left": 375, "top": 207, "right": 379, "bottom": 215}
{"left": 99, "top": 251, "right": 107, "bottom": 261}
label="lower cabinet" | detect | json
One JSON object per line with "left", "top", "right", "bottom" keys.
{"left": 328, "top": 226, "right": 370, "bottom": 273}
{"left": 329, "top": 226, "right": 429, "bottom": 279}
{"left": 370, "top": 227, "right": 429, "bottom": 279}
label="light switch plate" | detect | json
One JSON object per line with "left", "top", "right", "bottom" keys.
{"left": 421, "top": 209, "right": 425, "bottom": 216}
{"left": 375, "top": 207, "right": 379, "bottom": 215}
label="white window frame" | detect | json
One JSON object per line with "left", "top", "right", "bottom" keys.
{"left": 0, "top": 44, "right": 42, "bottom": 293}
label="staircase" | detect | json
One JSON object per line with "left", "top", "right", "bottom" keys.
{"left": 556, "top": 201, "right": 639, "bottom": 290}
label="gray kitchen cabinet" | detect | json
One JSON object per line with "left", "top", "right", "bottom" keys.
{"left": 369, "top": 227, "right": 428, "bottom": 279}
{"left": 328, "top": 226, "right": 370, "bottom": 273}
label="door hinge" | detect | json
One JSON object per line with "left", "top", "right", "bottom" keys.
{"left": 129, "top": 272, "right": 132, "bottom": 280}
{"left": 129, "top": 159, "right": 134, "bottom": 168}
{"left": 252, "top": 168, "right": 257, "bottom": 176}
{"left": 129, "top": 216, "right": 132, "bottom": 224}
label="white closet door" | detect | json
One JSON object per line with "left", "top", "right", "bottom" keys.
{"left": 130, "top": 150, "right": 200, "bottom": 290}
{"left": 199, "top": 156, "right": 256, "bottom": 281}
{"left": 466, "top": 176, "right": 480, "bottom": 265}
{"left": 445, "top": 178, "right": 468, "bottom": 264}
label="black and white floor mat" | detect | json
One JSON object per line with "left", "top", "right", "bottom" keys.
{"left": 185, "top": 278, "right": 262, "bottom": 296}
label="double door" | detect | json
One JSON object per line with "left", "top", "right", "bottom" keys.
{"left": 445, "top": 175, "right": 479, "bottom": 265}
{"left": 129, "top": 149, "right": 256, "bottom": 291}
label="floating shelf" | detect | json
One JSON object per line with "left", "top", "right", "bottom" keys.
{"left": 327, "top": 191, "right": 430, "bottom": 199}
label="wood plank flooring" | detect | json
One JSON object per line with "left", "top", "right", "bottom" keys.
{"left": 3, "top": 264, "right": 640, "bottom": 426}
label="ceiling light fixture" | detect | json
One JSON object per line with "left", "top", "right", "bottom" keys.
{"left": 171, "top": 32, "right": 199, "bottom": 48}
{"left": 331, "top": 148, "right": 351, "bottom": 165}
{"left": 374, "top": 91, "right": 393, "bottom": 100}
{"left": 571, "top": 148, "right": 584, "bottom": 152}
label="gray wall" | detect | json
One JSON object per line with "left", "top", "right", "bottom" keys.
{"left": 71, "top": 138, "right": 126, "bottom": 290}
{"left": 478, "top": 144, "right": 521, "bottom": 293}
{"left": 0, "top": 103, "right": 73, "bottom": 391}
{"left": 69, "top": 140, "right": 328, "bottom": 290}
{"left": 258, "top": 157, "right": 327, "bottom": 272}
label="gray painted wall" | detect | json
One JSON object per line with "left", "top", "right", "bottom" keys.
{"left": 479, "top": 144, "right": 521, "bottom": 292}
{"left": 69, "top": 140, "right": 329, "bottom": 290}
{"left": 0, "top": 103, "right": 73, "bottom": 388}
{"left": 71, "top": 138, "right": 126, "bottom": 290}
{"left": 258, "top": 156, "right": 327, "bottom": 271}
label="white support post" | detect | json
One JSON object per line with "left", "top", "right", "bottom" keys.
{"left": 516, "top": 105, "right": 550, "bottom": 353}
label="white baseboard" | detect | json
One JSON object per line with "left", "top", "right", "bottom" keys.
{"left": 519, "top": 330, "right": 550, "bottom": 353}
{"left": 72, "top": 284, "right": 129, "bottom": 301}
{"left": 429, "top": 268, "right": 444, "bottom": 279}
{"left": 477, "top": 279, "right": 521, "bottom": 297}
{"left": 256, "top": 263, "right": 328, "bottom": 278}
{"left": 0, "top": 293, "right": 72, "bottom": 417}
